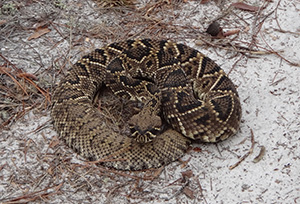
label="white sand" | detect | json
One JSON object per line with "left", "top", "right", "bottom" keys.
{"left": 0, "top": 0, "right": 299, "bottom": 203}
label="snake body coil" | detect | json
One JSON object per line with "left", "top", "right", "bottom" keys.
{"left": 51, "top": 39, "right": 241, "bottom": 170}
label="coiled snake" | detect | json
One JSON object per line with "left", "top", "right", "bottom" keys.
{"left": 51, "top": 39, "right": 241, "bottom": 170}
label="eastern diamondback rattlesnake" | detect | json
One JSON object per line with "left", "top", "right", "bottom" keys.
{"left": 51, "top": 39, "right": 241, "bottom": 170}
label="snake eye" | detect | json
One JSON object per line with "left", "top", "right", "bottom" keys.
{"left": 129, "top": 127, "right": 136, "bottom": 134}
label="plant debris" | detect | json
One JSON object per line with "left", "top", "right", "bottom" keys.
{"left": 230, "top": 2, "right": 260, "bottom": 12}
{"left": 0, "top": 0, "right": 299, "bottom": 203}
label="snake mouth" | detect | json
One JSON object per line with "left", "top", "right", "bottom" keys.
{"left": 129, "top": 126, "right": 161, "bottom": 143}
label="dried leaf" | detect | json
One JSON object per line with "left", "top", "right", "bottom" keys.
{"left": 192, "top": 147, "right": 202, "bottom": 152}
{"left": 181, "top": 170, "right": 194, "bottom": 178}
{"left": 200, "top": 0, "right": 211, "bottom": 4}
{"left": 183, "top": 187, "right": 195, "bottom": 199}
{"left": 223, "top": 29, "right": 240, "bottom": 37}
{"left": 28, "top": 26, "right": 51, "bottom": 41}
{"left": 231, "top": 2, "right": 259, "bottom": 12}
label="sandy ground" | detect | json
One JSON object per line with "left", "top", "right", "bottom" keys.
{"left": 0, "top": 0, "right": 299, "bottom": 203}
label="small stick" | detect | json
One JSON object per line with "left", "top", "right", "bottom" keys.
{"left": 229, "top": 129, "right": 255, "bottom": 170}
{"left": 0, "top": 67, "right": 28, "bottom": 95}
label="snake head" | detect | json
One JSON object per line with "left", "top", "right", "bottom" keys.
{"left": 192, "top": 76, "right": 217, "bottom": 100}
{"left": 128, "top": 109, "right": 162, "bottom": 143}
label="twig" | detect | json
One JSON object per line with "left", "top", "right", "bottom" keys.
{"left": 196, "top": 176, "right": 208, "bottom": 204}
{"left": 274, "top": 0, "right": 283, "bottom": 31}
{"left": 260, "top": 30, "right": 300, "bottom": 67}
{"left": 22, "top": 76, "right": 51, "bottom": 103}
{"left": 0, "top": 66, "right": 28, "bottom": 95}
{"left": 0, "top": 53, "right": 22, "bottom": 72}
{"left": 273, "top": 28, "right": 300, "bottom": 36}
{"left": 195, "top": 37, "right": 274, "bottom": 55}
{"left": 229, "top": 129, "right": 255, "bottom": 170}
{"left": 164, "top": 179, "right": 189, "bottom": 201}
{"left": 1, "top": 183, "right": 63, "bottom": 204}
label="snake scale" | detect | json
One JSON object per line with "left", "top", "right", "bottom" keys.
{"left": 51, "top": 39, "right": 241, "bottom": 170}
